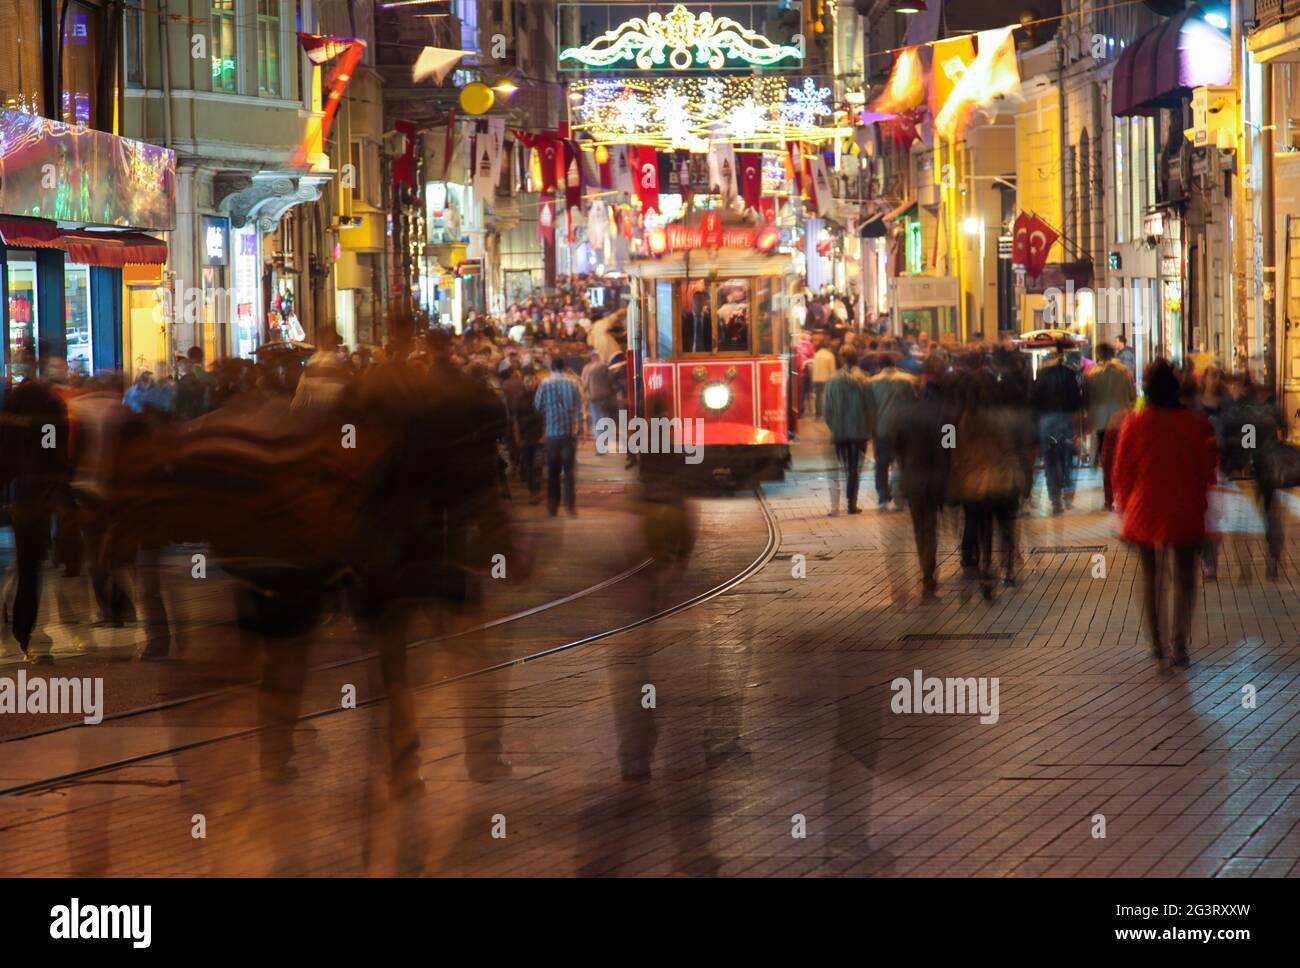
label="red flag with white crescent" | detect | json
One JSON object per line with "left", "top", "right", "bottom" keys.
{"left": 1023, "top": 213, "right": 1059, "bottom": 277}
{"left": 1011, "top": 212, "right": 1029, "bottom": 265}
{"left": 759, "top": 197, "right": 777, "bottom": 224}
{"left": 738, "top": 151, "right": 762, "bottom": 212}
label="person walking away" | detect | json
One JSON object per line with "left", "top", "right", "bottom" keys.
{"left": 512, "top": 364, "right": 545, "bottom": 502}
{"left": 821, "top": 347, "right": 874, "bottom": 514}
{"left": 893, "top": 357, "right": 953, "bottom": 598}
{"left": 0, "top": 352, "right": 71, "bottom": 663}
{"left": 1031, "top": 339, "right": 1084, "bottom": 513}
{"left": 869, "top": 353, "right": 917, "bottom": 511}
{"left": 1086, "top": 342, "right": 1136, "bottom": 510}
{"left": 1112, "top": 360, "right": 1217, "bottom": 669}
{"left": 949, "top": 375, "right": 1036, "bottom": 600}
{"left": 534, "top": 356, "right": 583, "bottom": 516}
{"left": 811, "top": 340, "right": 837, "bottom": 417}
{"left": 581, "top": 350, "right": 616, "bottom": 449}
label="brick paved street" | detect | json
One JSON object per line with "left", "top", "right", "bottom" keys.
{"left": 4, "top": 424, "right": 1300, "bottom": 876}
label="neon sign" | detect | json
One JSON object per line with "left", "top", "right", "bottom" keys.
{"left": 559, "top": 4, "right": 803, "bottom": 71}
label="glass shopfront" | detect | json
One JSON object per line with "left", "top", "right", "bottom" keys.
{"left": 5, "top": 252, "right": 38, "bottom": 379}
{"left": 64, "top": 262, "right": 93, "bottom": 376}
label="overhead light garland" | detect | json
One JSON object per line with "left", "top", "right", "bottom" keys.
{"left": 570, "top": 76, "right": 840, "bottom": 148}
{"left": 558, "top": 3, "right": 803, "bottom": 71}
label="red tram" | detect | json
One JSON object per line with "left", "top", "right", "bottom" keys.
{"left": 626, "top": 221, "right": 793, "bottom": 486}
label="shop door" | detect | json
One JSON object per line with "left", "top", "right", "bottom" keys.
{"left": 1282, "top": 216, "right": 1300, "bottom": 438}
{"left": 5, "top": 254, "right": 39, "bottom": 380}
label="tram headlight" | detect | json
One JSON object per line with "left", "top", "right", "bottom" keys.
{"left": 702, "top": 382, "right": 732, "bottom": 412}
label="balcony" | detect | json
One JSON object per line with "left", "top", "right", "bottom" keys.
{"left": 1249, "top": 0, "right": 1300, "bottom": 62}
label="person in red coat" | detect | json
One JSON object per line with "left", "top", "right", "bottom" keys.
{"left": 1112, "top": 360, "right": 1218, "bottom": 669}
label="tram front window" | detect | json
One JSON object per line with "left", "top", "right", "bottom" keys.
{"left": 680, "top": 282, "right": 712, "bottom": 354}
{"left": 717, "top": 278, "right": 751, "bottom": 352}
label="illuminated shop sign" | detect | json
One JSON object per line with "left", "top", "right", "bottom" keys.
{"left": 202, "top": 215, "right": 229, "bottom": 266}
{"left": 0, "top": 109, "right": 176, "bottom": 231}
{"left": 559, "top": 4, "right": 803, "bottom": 72}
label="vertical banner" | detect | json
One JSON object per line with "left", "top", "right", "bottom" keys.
{"left": 611, "top": 145, "right": 634, "bottom": 194}
{"left": 538, "top": 193, "right": 556, "bottom": 244}
{"left": 709, "top": 142, "right": 738, "bottom": 201}
{"left": 564, "top": 141, "right": 582, "bottom": 214}
{"left": 392, "top": 120, "right": 417, "bottom": 190}
{"left": 807, "top": 154, "right": 835, "bottom": 217}
{"left": 737, "top": 151, "right": 762, "bottom": 212}
{"left": 786, "top": 141, "right": 805, "bottom": 196}
{"left": 488, "top": 117, "right": 506, "bottom": 184}
{"left": 588, "top": 199, "right": 609, "bottom": 254}
{"left": 294, "top": 39, "right": 367, "bottom": 166}
{"left": 633, "top": 144, "right": 660, "bottom": 214}
{"left": 759, "top": 196, "right": 777, "bottom": 225}
{"left": 473, "top": 127, "right": 497, "bottom": 209}
{"left": 598, "top": 146, "right": 613, "bottom": 189}
{"left": 442, "top": 108, "right": 457, "bottom": 180}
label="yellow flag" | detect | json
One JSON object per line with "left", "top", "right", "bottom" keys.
{"left": 870, "top": 47, "right": 926, "bottom": 115}
{"left": 934, "top": 27, "right": 1021, "bottom": 142}
{"left": 929, "top": 35, "right": 976, "bottom": 126}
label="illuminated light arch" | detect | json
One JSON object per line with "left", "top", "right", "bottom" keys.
{"left": 559, "top": 4, "right": 803, "bottom": 71}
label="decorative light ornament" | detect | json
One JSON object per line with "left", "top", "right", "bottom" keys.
{"left": 558, "top": 4, "right": 803, "bottom": 71}
{"left": 726, "top": 97, "right": 767, "bottom": 140}
{"left": 700, "top": 77, "right": 726, "bottom": 115}
{"left": 459, "top": 82, "right": 495, "bottom": 115}
{"left": 782, "top": 78, "right": 832, "bottom": 127}
{"left": 612, "top": 91, "right": 652, "bottom": 133}
{"left": 653, "top": 89, "right": 693, "bottom": 145}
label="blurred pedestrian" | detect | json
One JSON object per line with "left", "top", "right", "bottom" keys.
{"left": 821, "top": 346, "right": 874, "bottom": 514}
{"left": 1086, "top": 342, "right": 1136, "bottom": 511}
{"left": 1031, "top": 339, "right": 1084, "bottom": 513}
{"left": 1112, "top": 360, "right": 1218, "bottom": 669}
{"left": 534, "top": 356, "right": 582, "bottom": 516}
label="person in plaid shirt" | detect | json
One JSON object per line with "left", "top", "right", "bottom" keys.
{"left": 534, "top": 356, "right": 583, "bottom": 515}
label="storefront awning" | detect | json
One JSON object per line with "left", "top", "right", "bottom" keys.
{"left": 0, "top": 216, "right": 66, "bottom": 250}
{"left": 1112, "top": 8, "right": 1230, "bottom": 118}
{"left": 62, "top": 230, "right": 168, "bottom": 267}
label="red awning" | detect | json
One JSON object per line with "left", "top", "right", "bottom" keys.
{"left": 1112, "top": 9, "right": 1231, "bottom": 118}
{"left": 0, "top": 216, "right": 66, "bottom": 250}
{"left": 62, "top": 230, "right": 168, "bottom": 267}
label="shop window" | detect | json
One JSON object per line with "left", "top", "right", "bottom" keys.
{"left": 6, "top": 255, "right": 39, "bottom": 379}
{"left": 125, "top": 2, "right": 144, "bottom": 85}
{"left": 654, "top": 279, "right": 673, "bottom": 357}
{"left": 212, "top": 0, "right": 237, "bottom": 93}
{"left": 0, "top": 0, "right": 44, "bottom": 114}
{"left": 755, "top": 278, "right": 774, "bottom": 356}
{"left": 906, "top": 220, "right": 922, "bottom": 274}
{"left": 61, "top": 1, "right": 102, "bottom": 127}
{"left": 258, "top": 0, "right": 282, "bottom": 96}
{"left": 64, "top": 263, "right": 93, "bottom": 376}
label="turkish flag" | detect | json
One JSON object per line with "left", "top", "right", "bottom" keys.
{"left": 1011, "top": 212, "right": 1029, "bottom": 265}
{"left": 738, "top": 151, "right": 762, "bottom": 212}
{"left": 536, "top": 135, "right": 559, "bottom": 193}
{"left": 632, "top": 145, "right": 660, "bottom": 214}
{"left": 1023, "top": 213, "right": 1059, "bottom": 277}
{"left": 759, "top": 197, "right": 777, "bottom": 224}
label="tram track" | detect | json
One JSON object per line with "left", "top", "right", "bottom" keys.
{"left": 0, "top": 488, "right": 780, "bottom": 797}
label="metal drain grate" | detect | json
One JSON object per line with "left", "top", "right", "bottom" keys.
{"left": 899, "top": 632, "right": 1018, "bottom": 643}
{"left": 1029, "top": 545, "right": 1106, "bottom": 554}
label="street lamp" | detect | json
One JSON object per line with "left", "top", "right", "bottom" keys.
{"left": 890, "top": 0, "right": 927, "bottom": 13}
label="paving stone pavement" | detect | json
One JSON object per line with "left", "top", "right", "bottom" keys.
{"left": 3, "top": 420, "right": 1300, "bottom": 877}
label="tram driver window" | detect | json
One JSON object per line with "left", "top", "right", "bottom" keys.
{"left": 717, "top": 278, "right": 751, "bottom": 352}
{"left": 678, "top": 279, "right": 711, "bottom": 354}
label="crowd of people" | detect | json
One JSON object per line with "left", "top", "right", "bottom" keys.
{"left": 816, "top": 332, "right": 1285, "bottom": 670}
